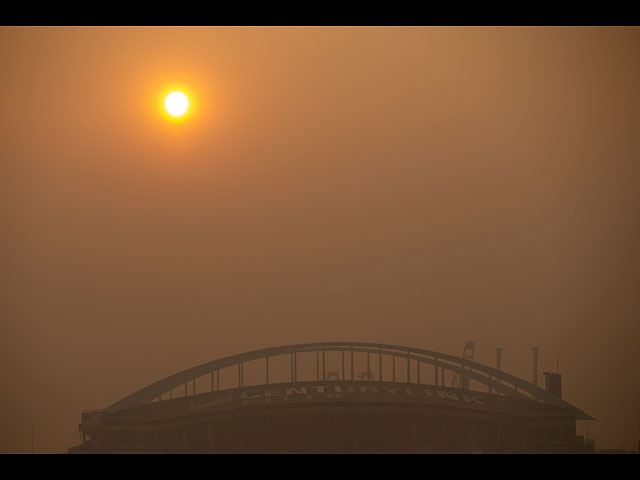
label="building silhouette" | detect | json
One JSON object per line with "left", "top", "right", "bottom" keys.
{"left": 70, "top": 342, "right": 594, "bottom": 453}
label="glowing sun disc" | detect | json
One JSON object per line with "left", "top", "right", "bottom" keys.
{"left": 165, "top": 91, "right": 189, "bottom": 117}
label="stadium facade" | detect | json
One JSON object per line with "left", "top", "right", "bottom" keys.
{"left": 70, "top": 342, "right": 594, "bottom": 453}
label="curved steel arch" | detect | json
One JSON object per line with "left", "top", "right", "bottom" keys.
{"left": 105, "top": 342, "right": 593, "bottom": 420}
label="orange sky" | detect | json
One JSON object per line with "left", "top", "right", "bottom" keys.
{"left": 1, "top": 26, "right": 639, "bottom": 452}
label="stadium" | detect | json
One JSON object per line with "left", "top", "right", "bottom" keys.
{"left": 69, "top": 342, "right": 594, "bottom": 453}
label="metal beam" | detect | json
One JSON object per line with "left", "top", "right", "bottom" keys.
{"left": 367, "top": 352, "right": 370, "bottom": 380}
{"left": 350, "top": 346, "right": 354, "bottom": 381}
{"left": 392, "top": 354, "right": 396, "bottom": 382}
{"left": 322, "top": 347, "right": 326, "bottom": 381}
{"left": 407, "top": 350, "right": 411, "bottom": 383}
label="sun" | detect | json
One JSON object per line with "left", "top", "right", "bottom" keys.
{"left": 164, "top": 91, "right": 189, "bottom": 117}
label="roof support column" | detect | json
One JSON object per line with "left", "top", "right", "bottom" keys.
{"left": 392, "top": 354, "right": 396, "bottom": 382}
{"left": 367, "top": 352, "right": 370, "bottom": 380}
{"left": 350, "top": 346, "right": 354, "bottom": 381}
{"left": 290, "top": 352, "right": 294, "bottom": 383}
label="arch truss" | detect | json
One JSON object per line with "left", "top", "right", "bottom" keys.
{"left": 104, "top": 342, "right": 592, "bottom": 420}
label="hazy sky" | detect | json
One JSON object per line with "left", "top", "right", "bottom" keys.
{"left": 1, "top": 26, "right": 639, "bottom": 452}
